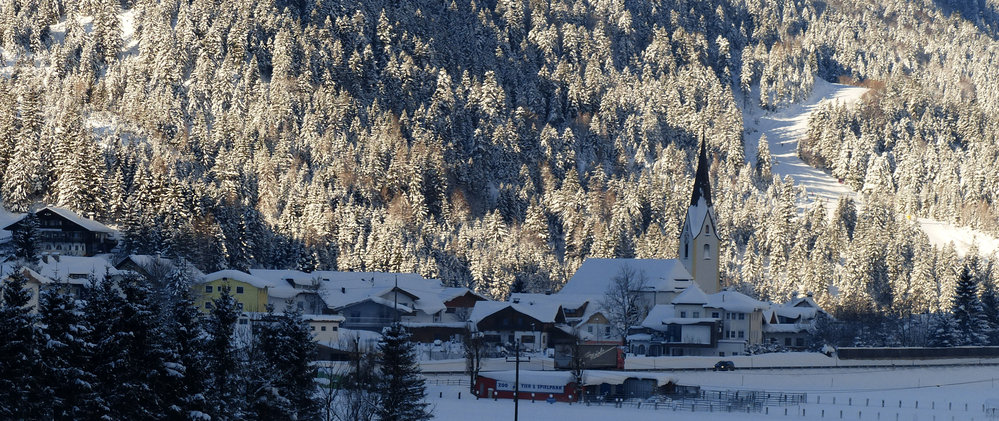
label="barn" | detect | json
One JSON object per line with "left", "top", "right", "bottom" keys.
{"left": 474, "top": 370, "right": 677, "bottom": 403}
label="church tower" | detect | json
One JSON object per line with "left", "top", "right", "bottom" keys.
{"left": 679, "top": 141, "right": 721, "bottom": 294}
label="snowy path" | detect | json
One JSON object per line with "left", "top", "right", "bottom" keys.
{"left": 743, "top": 78, "right": 867, "bottom": 208}
{"left": 743, "top": 79, "right": 999, "bottom": 256}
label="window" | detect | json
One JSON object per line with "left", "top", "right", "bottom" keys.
{"left": 236, "top": 286, "right": 244, "bottom": 294}
{"left": 703, "top": 244, "right": 711, "bottom": 259}
{"left": 738, "top": 313, "right": 745, "bottom": 320}
{"left": 738, "top": 331, "right": 744, "bottom": 338}
{"left": 693, "top": 311, "right": 700, "bottom": 318}
{"left": 310, "top": 326, "right": 316, "bottom": 331}
{"left": 712, "top": 312, "right": 719, "bottom": 318}
{"left": 321, "top": 326, "right": 327, "bottom": 332}
{"left": 205, "top": 285, "right": 213, "bottom": 293}
{"left": 796, "top": 338, "right": 804, "bottom": 347}
{"left": 239, "top": 319, "right": 248, "bottom": 325}
{"left": 588, "top": 326, "right": 593, "bottom": 333}
{"left": 680, "top": 311, "right": 687, "bottom": 318}
{"left": 705, "top": 224, "right": 710, "bottom": 234}
{"left": 605, "top": 326, "right": 610, "bottom": 335}
{"left": 684, "top": 242, "right": 689, "bottom": 259}
{"left": 522, "top": 335, "right": 535, "bottom": 343}
{"left": 785, "top": 338, "right": 792, "bottom": 346}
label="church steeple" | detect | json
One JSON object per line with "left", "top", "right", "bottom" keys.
{"left": 690, "top": 140, "right": 712, "bottom": 207}
{"left": 679, "top": 139, "right": 720, "bottom": 294}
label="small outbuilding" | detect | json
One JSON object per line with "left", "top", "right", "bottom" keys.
{"left": 473, "top": 370, "right": 677, "bottom": 403}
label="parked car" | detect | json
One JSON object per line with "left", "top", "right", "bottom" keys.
{"left": 713, "top": 360, "right": 736, "bottom": 371}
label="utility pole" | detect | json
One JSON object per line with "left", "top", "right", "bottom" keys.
{"left": 514, "top": 339, "right": 520, "bottom": 421}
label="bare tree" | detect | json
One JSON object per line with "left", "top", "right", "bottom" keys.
{"left": 329, "top": 334, "right": 379, "bottom": 421}
{"left": 600, "top": 266, "right": 649, "bottom": 339}
{"left": 462, "top": 324, "right": 485, "bottom": 393}
{"left": 568, "top": 326, "right": 585, "bottom": 403}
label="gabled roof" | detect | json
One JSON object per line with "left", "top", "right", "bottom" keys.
{"left": 557, "top": 258, "right": 692, "bottom": 297}
{"left": 200, "top": 270, "right": 300, "bottom": 299}
{"left": 3, "top": 206, "right": 115, "bottom": 233}
{"left": 35, "top": 255, "right": 128, "bottom": 281}
{"left": 469, "top": 300, "right": 564, "bottom": 325}
{"left": 672, "top": 284, "right": 708, "bottom": 305}
{"left": 310, "top": 271, "right": 447, "bottom": 315}
{"left": 704, "top": 290, "right": 768, "bottom": 313}
{"left": 640, "top": 304, "right": 676, "bottom": 330}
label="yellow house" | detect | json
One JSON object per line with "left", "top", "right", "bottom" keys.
{"left": 194, "top": 270, "right": 287, "bottom": 313}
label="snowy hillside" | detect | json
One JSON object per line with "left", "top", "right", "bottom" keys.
{"left": 742, "top": 79, "right": 999, "bottom": 257}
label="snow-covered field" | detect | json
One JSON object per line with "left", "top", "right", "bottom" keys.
{"left": 742, "top": 79, "right": 999, "bottom": 257}
{"left": 427, "top": 363, "right": 999, "bottom": 420}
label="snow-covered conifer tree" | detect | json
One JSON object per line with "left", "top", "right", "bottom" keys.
{"left": 0, "top": 268, "right": 43, "bottom": 418}
{"left": 376, "top": 323, "right": 432, "bottom": 421}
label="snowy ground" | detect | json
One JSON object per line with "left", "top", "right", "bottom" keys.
{"left": 426, "top": 363, "right": 999, "bottom": 420}
{"left": 742, "top": 79, "right": 999, "bottom": 257}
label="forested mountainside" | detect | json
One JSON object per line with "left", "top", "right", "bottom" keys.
{"left": 2, "top": 0, "right": 999, "bottom": 322}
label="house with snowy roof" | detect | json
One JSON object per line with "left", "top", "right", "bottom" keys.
{"left": 762, "top": 293, "right": 824, "bottom": 350}
{"left": 2, "top": 206, "right": 117, "bottom": 257}
{"left": 194, "top": 270, "right": 302, "bottom": 314}
{"left": 629, "top": 284, "right": 769, "bottom": 357}
{"left": 469, "top": 300, "right": 573, "bottom": 352}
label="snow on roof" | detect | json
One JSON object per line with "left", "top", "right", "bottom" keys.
{"left": 763, "top": 323, "right": 808, "bottom": 333}
{"left": 672, "top": 284, "right": 708, "bottom": 304}
{"left": 439, "top": 287, "right": 487, "bottom": 303}
{"left": 313, "top": 271, "right": 447, "bottom": 315}
{"left": 480, "top": 370, "right": 674, "bottom": 387}
{"left": 509, "top": 293, "right": 589, "bottom": 310}
{"left": 557, "top": 258, "right": 692, "bottom": 298}
{"left": 36, "top": 255, "right": 127, "bottom": 281}
{"left": 658, "top": 317, "right": 718, "bottom": 325}
{"left": 303, "top": 314, "right": 346, "bottom": 322}
{"left": 469, "top": 300, "right": 563, "bottom": 325}
{"left": 704, "top": 290, "right": 768, "bottom": 312}
{"left": 626, "top": 333, "right": 652, "bottom": 342}
{"left": 481, "top": 370, "right": 574, "bottom": 385}
{"left": 200, "top": 270, "right": 300, "bottom": 299}
{"left": 582, "top": 370, "right": 675, "bottom": 387}
{"left": 43, "top": 206, "right": 115, "bottom": 233}
{"left": 249, "top": 269, "right": 322, "bottom": 288}
{"left": 685, "top": 198, "right": 713, "bottom": 238}
{"left": 641, "top": 304, "right": 676, "bottom": 329}
{"left": 774, "top": 305, "right": 818, "bottom": 320}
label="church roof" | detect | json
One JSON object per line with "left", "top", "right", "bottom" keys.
{"left": 690, "top": 141, "right": 712, "bottom": 207}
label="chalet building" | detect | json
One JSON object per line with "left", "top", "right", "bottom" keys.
{"left": 3, "top": 207, "right": 117, "bottom": 257}
{"left": 762, "top": 293, "right": 825, "bottom": 350}
{"left": 469, "top": 300, "right": 573, "bottom": 352}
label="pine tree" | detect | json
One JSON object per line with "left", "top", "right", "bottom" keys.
{"left": 161, "top": 285, "right": 211, "bottom": 419}
{"left": 11, "top": 212, "right": 40, "bottom": 264}
{"left": 248, "top": 306, "right": 320, "bottom": 419}
{"left": 376, "top": 323, "right": 432, "bottom": 421}
{"left": 37, "top": 283, "right": 94, "bottom": 419}
{"left": 205, "top": 286, "right": 245, "bottom": 420}
{"left": 950, "top": 267, "right": 989, "bottom": 346}
{"left": 0, "top": 268, "right": 43, "bottom": 419}
{"left": 754, "top": 133, "right": 773, "bottom": 183}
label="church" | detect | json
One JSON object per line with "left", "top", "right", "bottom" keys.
{"left": 499, "top": 141, "right": 822, "bottom": 357}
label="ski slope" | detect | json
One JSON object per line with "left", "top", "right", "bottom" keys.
{"left": 743, "top": 79, "right": 998, "bottom": 257}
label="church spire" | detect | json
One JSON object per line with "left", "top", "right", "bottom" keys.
{"left": 690, "top": 140, "right": 712, "bottom": 207}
